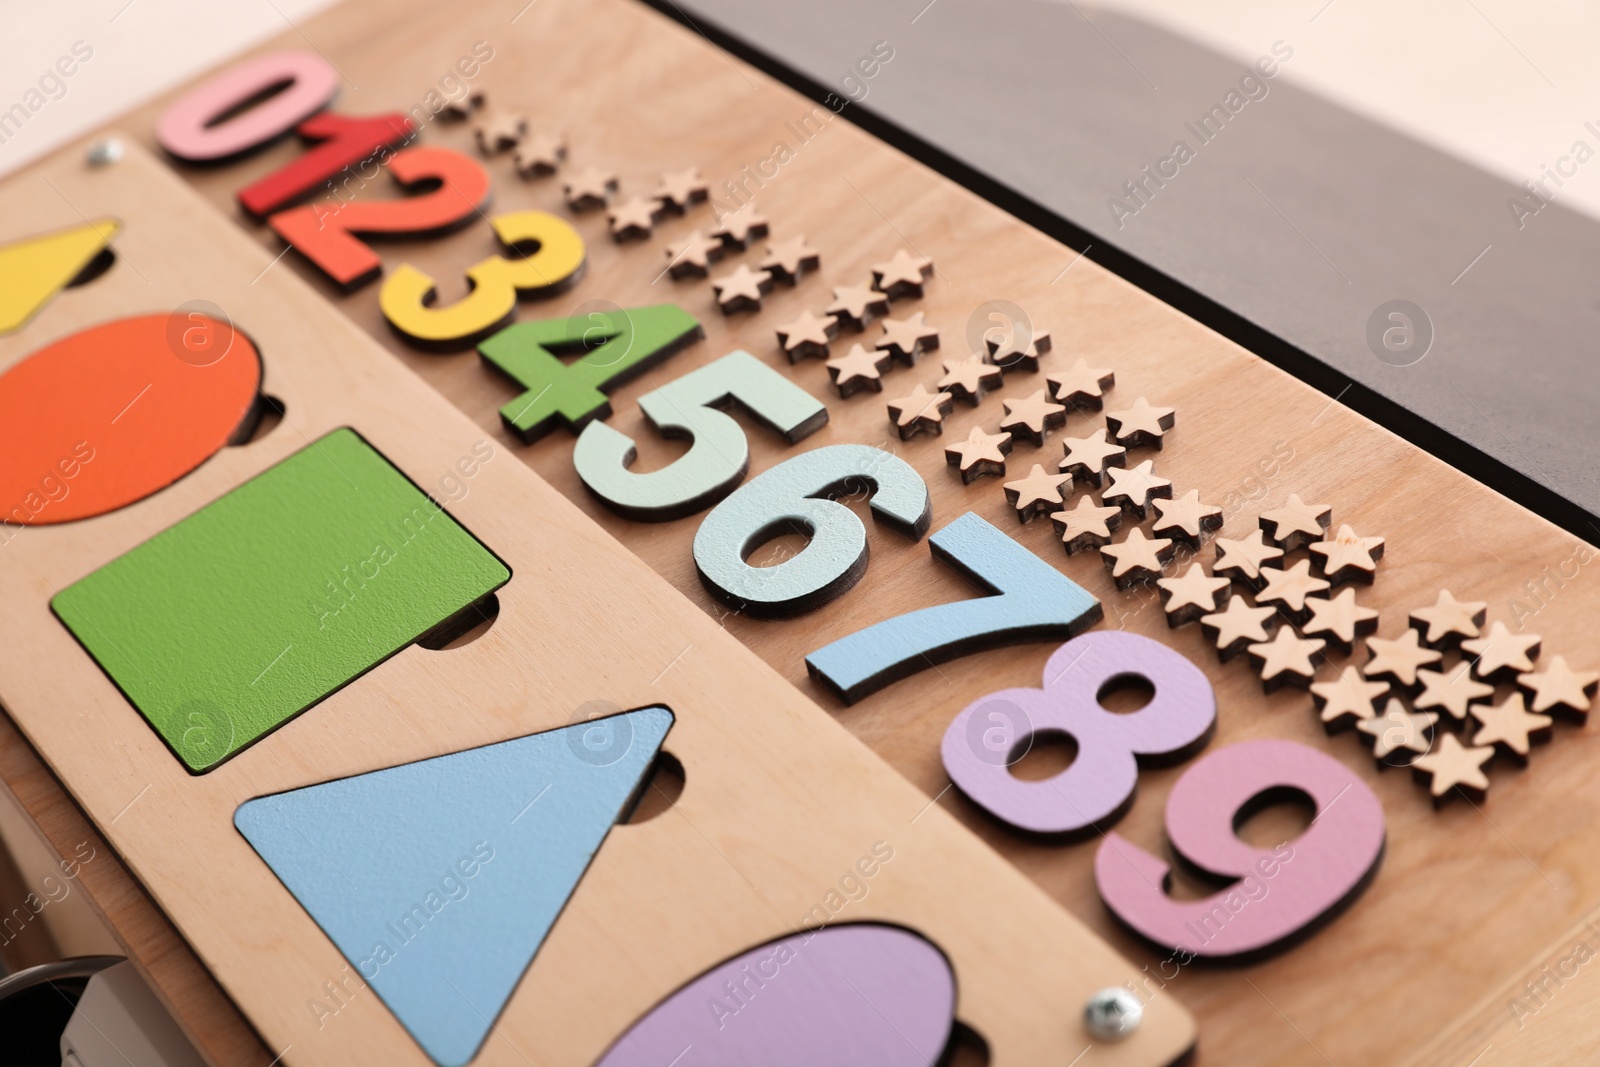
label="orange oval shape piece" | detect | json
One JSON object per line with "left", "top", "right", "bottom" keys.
{"left": 0, "top": 313, "right": 262, "bottom": 525}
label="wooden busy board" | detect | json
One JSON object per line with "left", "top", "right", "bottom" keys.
{"left": 0, "top": 0, "right": 1597, "bottom": 1064}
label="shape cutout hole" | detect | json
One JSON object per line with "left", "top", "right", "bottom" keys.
{"left": 1097, "top": 672, "right": 1156, "bottom": 714}
{"left": 940, "top": 1022, "right": 991, "bottom": 1067}
{"left": 1007, "top": 729, "right": 1078, "bottom": 781}
{"left": 417, "top": 591, "right": 500, "bottom": 650}
{"left": 1232, "top": 785, "right": 1317, "bottom": 851}
{"left": 621, "top": 750, "right": 685, "bottom": 825}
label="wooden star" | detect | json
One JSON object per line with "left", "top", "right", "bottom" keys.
{"left": 825, "top": 344, "right": 892, "bottom": 398}
{"left": 999, "top": 389, "right": 1067, "bottom": 446}
{"left": 1102, "top": 460, "right": 1172, "bottom": 519}
{"left": 986, "top": 330, "right": 1051, "bottom": 374}
{"left": 1047, "top": 359, "right": 1114, "bottom": 411}
{"left": 562, "top": 167, "right": 618, "bottom": 211}
{"left": 1099, "top": 527, "right": 1175, "bottom": 589}
{"left": 709, "top": 201, "right": 769, "bottom": 249}
{"left": 1200, "top": 597, "right": 1278, "bottom": 662}
{"left": 759, "top": 235, "right": 821, "bottom": 284}
{"left": 1310, "top": 666, "right": 1389, "bottom": 733}
{"left": 1255, "top": 559, "right": 1330, "bottom": 623}
{"left": 886, "top": 383, "right": 953, "bottom": 439}
{"left": 1151, "top": 489, "right": 1223, "bottom": 547}
{"left": 1105, "top": 397, "right": 1176, "bottom": 450}
{"left": 1003, "top": 464, "right": 1071, "bottom": 523}
{"left": 1309, "top": 524, "right": 1385, "bottom": 585}
{"left": 1213, "top": 530, "right": 1285, "bottom": 589}
{"left": 1412, "top": 733, "right": 1495, "bottom": 806}
{"left": 1157, "top": 563, "right": 1231, "bottom": 627}
{"left": 1462, "top": 621, "right": 1542, "bottom": 683}
{"left": 1247, "top": 627, "right": 1326, "bottom": 692}
{"left": 875, "top": 312, "right": 939, "bottom": 365}
{"left": 826, "top": 282, "right": 890, "bottom": 331}
{"left": 663, "top": 230, "right": 725, "bottom": 279}
{"left": 1409, "top": 589, "right": 1488, "bottom": 650}
{"left": 870, "top": 248, "right": 934, "bottom": 300}
{"left": 1050, "top": 497, "right": 1122, "bottom": 555}
{"left": 653, "top": 168, "right": 709, "bottom": 212}
{"left": 1470, "top": 691, "right": 1552, "bottom": 762}
{"left": 513, "top": 132, "right": 567, "bottom": 176}
{"left": 1358, "top": 699, "right": 1437, "bottom": 766}
{"left": 945, "top": 427, "right": 1014, "bottom": 483}
{"left": 1363, "top": 628, "right": 1444, "bottom": 692}
{"left": 776, "top": 310, "right": 839, "bottom": 362}
{"left": 711, "top": 263, "right": 774, "bottom": 314}
{"left": 1301, "top": 588, "right": 1380, "bottom": 654}
{"left": 1259, "top": 494, "right": 1332, "bottom": 551}
{"left": 1058, "top": 430, "right": 1127, "bottom": 489}
{"left": 473, "top": 110, "right": 527, "bottom": 154}
{"left": 439, "top": 89, "right": 486, "bottom": 122}
{"left": 1518, "top": 655, "right": 1600, "bottom": 723}
{"left": 1413, "top": 665, "right": 1494, "bottom": 726}
{"left": 608, "top": 196, "right": 666, "bottom": 242}
{"left": 937, "top": 354, "right": 1003, "bottom": 405}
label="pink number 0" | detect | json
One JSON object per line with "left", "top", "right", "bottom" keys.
{"left": 939, "top": 631, "right": 1216, "bottom": 835}
{"left": 1096, "top": 738, "right": 1385, "bottom": 960}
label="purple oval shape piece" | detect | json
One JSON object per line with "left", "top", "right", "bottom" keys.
{"left": 595, "top": 924, "right": 956, "bottom": 1067}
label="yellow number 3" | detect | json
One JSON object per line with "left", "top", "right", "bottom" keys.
{"left": 379, "top": 210, "right": 586, "bottom": 351}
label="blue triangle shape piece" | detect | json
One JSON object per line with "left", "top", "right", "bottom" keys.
{"left": 235, "top": 706, "right": 673, "bottom": 1066}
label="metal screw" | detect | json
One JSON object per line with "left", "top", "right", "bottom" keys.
{"left": 1083, "top": 986, "right": 1143, "bottom": 1041}
{"left": 86, "top": 138, "right": 124, "bottom": 167}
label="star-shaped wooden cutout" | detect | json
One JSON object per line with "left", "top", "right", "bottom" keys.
{"left": 1247, "top": 626, "right": 1326, "bottom": 692}
{"left": 1409, "top": 589, "right": 1488, "bottom": 650}
{"left": 1058, "top": 430, "right": 1127, "bottom": 488}
{"left": 608, "top": 195, "right": 666, "bottom": 242}
{"left": 1099, "top": 527, "right": 1175, "bottom": 589}
{"left": 759, "top": 235, "right": 821, "bottom": 284}
{"left": 1412, "top": 733, "right": 1495, "bottom": 806}
{"left": 1050, "top": 497, "right": 1122, "bottom": 555}
{"left": 1213, "top": 530, "right": 1285, "bottom": 589}
{"left": 562, "top": 167, "right": 619, "bottom": 211}
{"left": 1047, "top": 359, "right": 1114, "bottom": 411}
{"left": 1157, "top": 563, "right": 1231, "bottom": 627}
{"left": 986, "top": 330, "right": 1051, "bottom": 374}
{"left": 937, "top": 354, "right": 1003, "bottom": 405}
{"left": 1358, "top": 698, "right": 1437, "bottom": 766}
{"left": 826, "top": 344, "right": 892, "bottom": 397}
{"left": 1102, "top": 459, "right": 1172, "bottom": 519}
{"left": 1518, "top": 655, "right": 1600, "bottom": 723}
{"left": 663, "top": 230, "right": 725, "bottom": 279}
{"left": 1310, "top": 665, "right": 1388, "bottom": 733}
{"left": 1462, "top": 621, "right": 1542, "bottom": 683}
{"left": 871, "top": 248, "right": 934, "bottom": 300}
{"left": 826, "top": 282, "right": 891, "bottom": 331}
{"left": 1259, "top": 494, "right": 1332, "bottom": 551}
{"left": 1309, "top": 524, "right": 1386, "bottom": 585}
{"left": 711, "top": 263, "right": 774, "bottom": 314}
{"left": 875, "top": 312, "right": 939, "bottom": 365}
{"left": 473, "top": 110, "right": 527, "bottom": 154}
{"left": 999, "top": 389, "right": 1066, "bottom": 446}
{"left": 1301, "top": 588, "right": 1379, "bottom": 653}
{"left": 1200, "top": 597, "right": 1278, "bottom": 662}
{"left": 1105, "top": 396, "right": 1176, "bottom": 450}
{"left": 1003, "top": 464, "right": 1071, "bottom": 522}
{"left": 709, "top": 201, "right": 770, "bottom": 250}
{"left": 439, "top": 89, "right": 486, "bottom": 122}
{"left": 1413, "top": 665, "right": 1494, "bottom": 725}
{"left": 653, "top": 168, "right": 709, "bottom": 212}
{"left": 945, "top": 426, "right": 1014, "bottom": 483}
{"left": 776, "top": 310, "right": 838, "bottom": 362}
{"left": 513, "top": 132, "right": 567, "bottom": 177}
{"left": 1470, "top": 691, "right": 1553, "bottom": 762}
{"left": 886, "top": 383, "right": 953, "bottom": 438}
{"left": 1255, "top": 559, "right": 1331, "bottom": 623}
{"left": 1151, "top": 489, "right": 1223, "bottom": 547}
{"left": 1363, "top": 628, "right": 1443, "bottom": 692}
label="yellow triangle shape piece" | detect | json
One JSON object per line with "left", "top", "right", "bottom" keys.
{"left": 0, "top": 217, "right": 120, "bottom": 335}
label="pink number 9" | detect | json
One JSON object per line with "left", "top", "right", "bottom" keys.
{"left": 939, "top": 630, "right": 1215, "bottom": 834}
{"left": 1095, "top": 738, "right": 1385, "bottom": 960}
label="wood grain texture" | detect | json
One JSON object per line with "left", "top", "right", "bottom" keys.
{"left": 6, "top": 0, "right": 1600, "bottom": 1062}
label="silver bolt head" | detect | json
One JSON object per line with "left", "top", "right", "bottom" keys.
{"left": 86, "top": 138, "right": 124, "bottom": 167}
{"left": 1083, "top": 985, "right": 1144, "bottom": 1041}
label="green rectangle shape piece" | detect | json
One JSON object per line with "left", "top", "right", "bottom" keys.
{"left": 53, "top": 428, "right": 511, "bottom": 772}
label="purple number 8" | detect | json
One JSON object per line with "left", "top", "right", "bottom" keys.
{"left": 939, "top": 631, "right": 1216, "bottom": 834}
